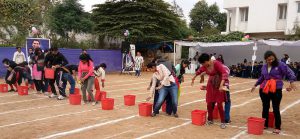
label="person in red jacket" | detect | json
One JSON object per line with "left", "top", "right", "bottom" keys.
{"left": 191, "top": 53, "right": 228, "bottom": 129}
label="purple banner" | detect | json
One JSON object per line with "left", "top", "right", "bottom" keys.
{"left": 0, "top": 47, "right": 122, "bottom": 77}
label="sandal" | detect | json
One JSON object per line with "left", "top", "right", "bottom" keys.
{"left": 273, "top": 129, "right": 281, "bottom": 134}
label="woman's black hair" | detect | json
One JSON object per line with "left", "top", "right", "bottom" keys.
{"left": 79, "top": 54, "right": 93, "bottom": 66}
{"left": 95, "top": 63, "right": 107, "bottom": 71}
{"left": 180, "top": 60, "right": 190, "bottom": 75}
{"left": 198, "top": 53, "right": 210, "bottom": 64}
{"left": 2, "top": 58, "right": 9, "bottom": 64}
{"left": 34, "top": 48, "right": 42, "bottom": 55}
{"left": 264, "top": 50, "right": 279, "bottom": 67}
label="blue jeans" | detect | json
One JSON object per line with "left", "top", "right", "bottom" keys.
{"left": 224, "top": 91, "right": 231, "bottom": 122}
{"left": 153, "top": 83, "right": 178, "bottom": 114}
{"left": 62, "top": 73, "right": 76, "bottom": 95}
{"left": 135, "top": 70, "right": 141, "bottom": 76}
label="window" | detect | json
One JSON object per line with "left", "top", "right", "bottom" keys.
{"left": 278, "top": 4, "right": 287, "bottom": 19}
{"left": 240, "top": 7, "right": 249, "bottom": 22}
{"left": 298, "top": 2, "right": 300, "bottom": 13}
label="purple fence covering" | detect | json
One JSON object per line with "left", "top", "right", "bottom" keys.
{"left": 0, "top": 47, "right": 122, "bottom": 77}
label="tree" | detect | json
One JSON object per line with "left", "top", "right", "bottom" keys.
{"left": 91, "top": 0, "right": 190, "bottom": 43}
{"left": 47, "top": 0, "right": 94, "bottom": 42}
{"left": 189, "top": 1, "right": 226, "bottom": 35}
{"left": 0, "top": 0, "right": 43, "bottom": 45}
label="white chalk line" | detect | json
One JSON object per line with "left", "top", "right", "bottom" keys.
{"left": 36, "top": 85, "right": 252, "bottom": 139}
{"left": 135, "top": 121, "right": 192, "bottom": 139}
{"left": 103, "top": 130, "right": 133, "bottom": 139}
{"left": 0, "top": 81, "right": 252, "bottom": 128}
{"left": 0, "top": 97, "right": 47, "bottom": 106}
{"left": 230, "top": 98, "right": 300, "bottom": 139}
{"left": 39, "top": 115, "right": 137, "bottom": 139}
{"left": 0, "top": 103, "right": 68, "bottom": 115}
{"left": 0, "top": 81, "right": 252, "bottom": 139}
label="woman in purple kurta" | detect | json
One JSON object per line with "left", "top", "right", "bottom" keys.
{"left": 251, "top": 51, "right": 297, "bottom": 134}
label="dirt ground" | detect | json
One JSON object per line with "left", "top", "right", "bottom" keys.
{"left": 0, "top": 73, "right": 299, "bottom": 139}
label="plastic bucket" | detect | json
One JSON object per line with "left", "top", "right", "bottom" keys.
{"left": 268, "top": 112, "right": 275, "bottom": 128}
{"left": 101, "top": 98, "right": 114, "bottom": 110}
{"left": 191, "top": 110, "right": 207, "bottom": 126}
{"left": 95, "top": 90, "right": 101, "bottom": 101}
{"left": 47, "top": 86, "right": 51, "bottom": 93}
{"left": 100, "top": 91, "right": 107, "bottom": 101}
{"left": 138, "top": 103, "right": 153, "bottom": 117}
{"left": 247, "top": 117, "right": 265, "bottom": 135}
{"left": 69, "top": 94, "right": 81, "bottom": 105}
{"left": 213, "top": 106, "right": 219, "bottom": 119}
{"left": 18, "top": 86, "right": 28, "bottom": 96}
{"left": 74, "top": 88, "right": 80, "bottom": 94}
{"left": 124, "top": 95, "right": 136, "bottom": 106}
{"left": 44, "top": 68, "right": 55, "bottom": 79}
{"left": 0, "top": 84, "right": 8, "bottom": 93}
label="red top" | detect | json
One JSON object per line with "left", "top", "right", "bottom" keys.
{"left": 196, "top": 61, "right": 228, "bottom": 103}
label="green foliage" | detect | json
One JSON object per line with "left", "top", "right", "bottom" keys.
{"left": 91, "top": 0, "right": 190, "bottom": 43}
{"left": 195, "top": 31, "right": 245, "bottom": 42}
{"left": 288, "top": 25, "right": 300, "bottom": 40}
{"left": 47, "top": 0, "right": 94, "bottom": 41}
{"left": 189, "top": 1, "right": 226, "bottom": 34}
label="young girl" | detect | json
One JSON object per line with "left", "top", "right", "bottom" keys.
{"left": 94, "top": 63, "right": 107, "bottom": 90}
{"left": 78, "top": 54, "right": 96, "bottom": 105}
{"left": 2, "top": 58, "right": 18, "bottom": 92}
{"left": 191, "top": 53, "right": 228, "bottom": 129}
{"left": 251, "top": 51, "right": 296, "bottom": 134}
{"left": 30, "top": 48, "right": 45, "bottom": 94}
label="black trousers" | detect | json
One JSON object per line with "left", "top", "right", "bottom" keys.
{"left": 34, "top": 80, "right": 44, "bottom": 92}
{"left": 259, "top": 89, "right": 282, "bottom": 130}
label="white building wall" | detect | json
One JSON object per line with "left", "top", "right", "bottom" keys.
{"left": 224, "top": 0, "right": 300, "bottom": 35}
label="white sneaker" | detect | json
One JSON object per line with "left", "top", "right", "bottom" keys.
{"left": 92, "top": 102, "right": 98, "bottom": 106}
{"left": 49, "top": 94, "right": 57, "bottom": 98}
{"left": 57, "top": 95, "right": 65, "bottom": 100}
{"left": 44, "top": 92, "right": 50, "bottom": 96}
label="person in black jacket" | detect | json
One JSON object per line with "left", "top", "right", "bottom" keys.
{"left": 50, "top": 47, "right": 69, "bottom": 100}
{"left": 2, "top": 58, "right": 18, "bottom": 92}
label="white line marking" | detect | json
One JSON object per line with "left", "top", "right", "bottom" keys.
{"left": 232, "top": 98, "right": 260, "bottom": 108}
{"left": 135, "top": 121, "right": 191, "bottom": 139}
{"left": 103, "top": 130, "right": 132, "bottom": 139}
{"left": 39, "top": 115, "right": 137, "bottom": 139}
{"left": 0, "top": 98, "right": 46, "bottom": 105}
{"left": 280, "top": 99, "right": 300, "bottom": 114}
{"left": 0, "top": 103, "right": 67, "bottom": 115}
{"left": 231, "top": 130, "right": 247, "bottom": 139}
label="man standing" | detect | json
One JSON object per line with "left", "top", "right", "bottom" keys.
{"left": 13, "top": 47, "right": 26, "bottom": 65}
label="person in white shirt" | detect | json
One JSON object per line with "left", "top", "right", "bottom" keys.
{"left": 151, "top": 63, "right": 179, "bottom": 118}
{"left": 135, "top": 52, "right": 144, "bottom": 77}
{"left": 94, "top": 63, "right": 106, "bottom": 89}
{"left": 13, "top": 47, "right": 26, "bottom": 65}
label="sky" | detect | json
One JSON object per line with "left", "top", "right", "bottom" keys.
{"left": 79, "top": 0, "right": 224, "bottom": 23}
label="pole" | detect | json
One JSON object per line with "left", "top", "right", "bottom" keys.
{"left": 173, "top": 41, "right": 176, "bottom": 66}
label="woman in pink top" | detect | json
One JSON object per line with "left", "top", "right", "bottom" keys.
{"left": 78, "top": 54, "right": 96, "bottom": 105}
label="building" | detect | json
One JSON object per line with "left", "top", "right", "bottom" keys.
{"left": 224, "top": 0, "right": 300, "bottom": 39}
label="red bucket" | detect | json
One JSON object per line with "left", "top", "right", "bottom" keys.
{"left": 44, "top": 68, "right": 55, "bottom": 79}
{"left": 191, "top": 110, "right": 207, "bottom": 126}
{"left": 74, "top": 88, "right": 80, "bottom": 94}
{"left": 100, "top": 91, "right": 107, "bottom": 101}
{"left": 101, "top": 98, "right": 114, "bottom": 110}
{"left": 139, "top": 103, "right": 153, "bottom": 117}
{"left": 69, "top": 94, "right": 81, "bottom": 105}
{"left": 268, "top": 112, "right": 275, "bottom": 128}
{"left": 29, "top": 83, "right": 35, "bottom": 90}
{"left": 95, "top": 90, "right": 101, "bottom": 101}
{"left": 124, "top": 95, "right": 136, "bottom": 106}
{"left": 18, "top": 86, "right": 28, "bottom": 96}
{"left": 47, "top": 86, "right": 51, "bottom": 92}
{"left": 248, "top": 117, "right": 265, "bottom": 135}
{"left": 213, "top": 106, "right": 219, "bottom": 119}
{"left": 0, "top": 84, "right": 8, "bottom": 93}
{"left": 162, "top": 102, "right": 166, "bottom": 112}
